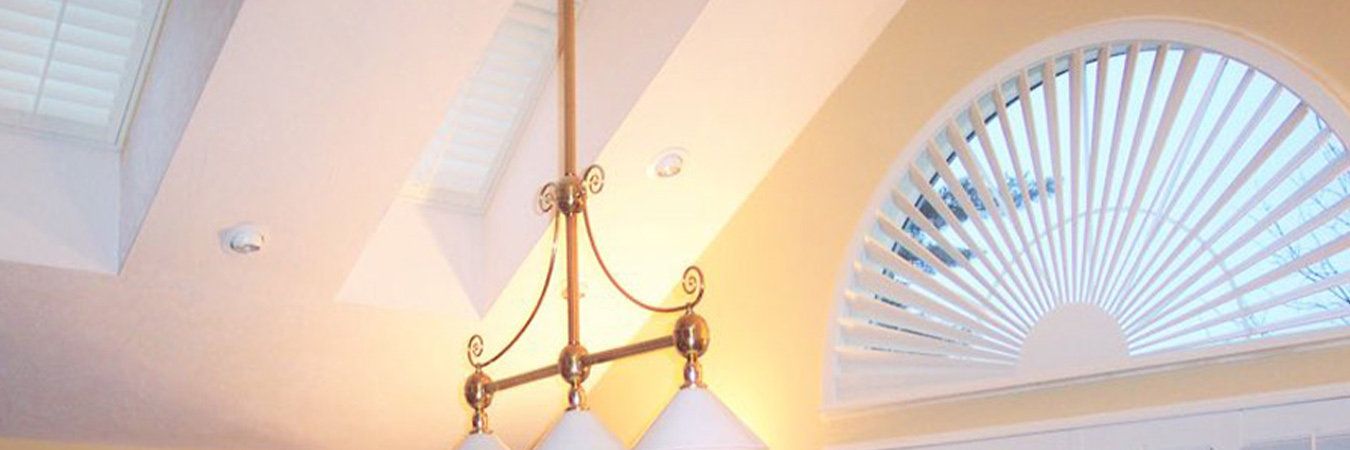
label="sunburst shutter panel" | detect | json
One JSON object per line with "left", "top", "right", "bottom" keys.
{"left": 833, "top": 37, "right": 1350, "bottom": 406}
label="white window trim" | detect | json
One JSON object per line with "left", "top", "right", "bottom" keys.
{"left": 827, "top": 382, "right": 1350, "bottom": 450}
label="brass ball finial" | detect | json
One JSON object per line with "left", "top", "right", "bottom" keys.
{"left": 674, "top": 312, "right": 710, "bottom": 388}
{"left": 557, "top": 343, "right": 591, "bottom": 410}
{"left": 673, "top": 312, "right": 710, "bottom": 359}
{"left": 463, "top": 371, "right": 494, "bottom": 433}
{"left": 555, "top": 176, "right": 587, "bottom": 215}
{"left": 464, "top": 371, "right": 494, "bottom": 410}
{"left": 558, "top": 343, "right": 591, "bottom": 384}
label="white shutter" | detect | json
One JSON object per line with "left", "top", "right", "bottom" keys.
{"left": 832, "top": 38, "right": 1350, "bottom": 406}
{"left": 0, "top": 0, "right": 165, "bottom": 146}
{"left": 402, "top": 0, "right": 581, "bottom": 211}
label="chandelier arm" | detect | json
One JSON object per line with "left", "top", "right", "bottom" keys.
{"left": 468, "top": 217, "right": 562, "bottom": 369}
{"left": 489, "top": 365, "right": 558, "bottom": 392}
{"left": 580, "top": 209, "right": 705, "bottom": 313}
{"left": 487, "top": 335, "right": 676, "bottom": 393}
{"left": 581, "top": 336, "right": 675, "bottom": 366}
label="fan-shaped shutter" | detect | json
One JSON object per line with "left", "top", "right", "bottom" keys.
{"left": 832, "top": 35, "right": 1350, "bottom": 406}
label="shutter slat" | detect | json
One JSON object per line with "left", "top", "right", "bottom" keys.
{"left": 0, "top": 66, "right": 39, "bottom": 94}
{"left": 838, "top": 318, "right": 1017, "bottom": 362}
{"left": 445, "top": 141, "right": 500, "bottom": 166}
{"left": 62, "top": 4, "right": 138, "bottom": 38}
{"left": 36, "top": 95, "right": 109, "bottom": 125}
{"left": 853, "top": 263, "right": 1018, "bottom": 349}
{"left": 39, "top": 77, "right": 112, "bottom": 108}
{"left": 0, "top": 28, "right": 52, "bottom": 58}
{"left": 58, "top": 22, "right": 134, "bottom": 55}
{"left": 51, "top": 42, "right": 126, "bottom": 73}
{"left": 67, "top": 0, "right": 141, "bottom": 19}
{"left": 0, "top": 0, "right": 62, "bottom": 16}
{"left": 0, "top": 8, "right": 57, "bottom": 39}
{"left": 0, "top": 48, "right": 45, "bottom": 76}
{"left": 0, "top": 87, "right": 34, "bottom": 111}
{"left": 44, "top": 59, "right": 119, "bottom": 91}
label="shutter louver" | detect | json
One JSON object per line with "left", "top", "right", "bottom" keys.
{"left": 0, "top": 0, "right": 164, "bottom": 146}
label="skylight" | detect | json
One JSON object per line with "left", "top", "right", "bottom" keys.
{"left": 0, "top": 0, "right": 166, "bottom": 146}
{"left": 402, "top": 0, "right": 572, "bottom": 211}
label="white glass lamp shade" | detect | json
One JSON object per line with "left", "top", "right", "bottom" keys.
{"left": 455, "top": 432, "right": 512, "bottom": 450}
{"left": 632, "top": 387, "right": 767, "bottom": 450}
{"left": 534, "top": 409, "right": 625, "bottom": 450}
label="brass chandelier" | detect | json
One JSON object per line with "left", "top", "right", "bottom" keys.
{"left": 450, "top": 1, "right": 765, "bottom": 449}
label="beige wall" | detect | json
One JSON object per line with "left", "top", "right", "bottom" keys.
{"left": 588, "top": 1, "right": 1350, "bottom": 450}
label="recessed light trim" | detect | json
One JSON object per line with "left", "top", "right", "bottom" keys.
{"left": 222, "top": 224, "right": 266, "bottom": 255}
{"left": 650, "top": 147, "right": 688, "bottom": 179}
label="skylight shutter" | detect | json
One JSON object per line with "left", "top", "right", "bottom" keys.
{"left": 0, "top": 0, "right": 164, "bottom": 145}
{"left": 403, "top": 0, "right": 580, "bottom": 211}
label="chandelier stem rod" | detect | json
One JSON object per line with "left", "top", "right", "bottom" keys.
{"left": 561, "top": 0, "right": 577, "bottom": 176}
{"left": 566, "top": 213, "right": 581, "bottom": 346}
{"left": 487, "top": 336, "right": 675, "bottom": 393}
{"left": 559, "top": 0, "right": 582, "bottom": 348}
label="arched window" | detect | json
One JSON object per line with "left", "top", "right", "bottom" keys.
{"left": 828, "top": 21, "right": 1350, "bottom": 409}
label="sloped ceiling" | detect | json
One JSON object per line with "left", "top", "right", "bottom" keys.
{"left": 0, "top": 0, "right": 906, "bottom": 449}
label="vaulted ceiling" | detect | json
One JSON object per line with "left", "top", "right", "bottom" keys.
{"left": 0, "top": 0, "right": 906, "bottom": 449}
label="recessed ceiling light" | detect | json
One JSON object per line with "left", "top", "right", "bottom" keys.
{"left": 649, "top": 148, "right": 688, "bottom": 179}
{"left": 222, "top": 224, "right": 266, "bottom": 255}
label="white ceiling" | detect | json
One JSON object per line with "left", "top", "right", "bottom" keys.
{"left": 0, "top": 0, "right": 906, "bottom": 449}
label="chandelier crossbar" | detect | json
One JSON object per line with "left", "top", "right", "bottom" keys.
{"left": 487, "top": 336, "right": 677, "bottom": 393}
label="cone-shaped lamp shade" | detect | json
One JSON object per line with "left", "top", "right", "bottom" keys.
{"left": 454, "top": 433, "right": 512, "bottom": 450}
{"left": 534, "top": 409, "right": 625, "bottom": 450}
{"left": 632, "top": 387, "right": 766, "bottom": 450}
